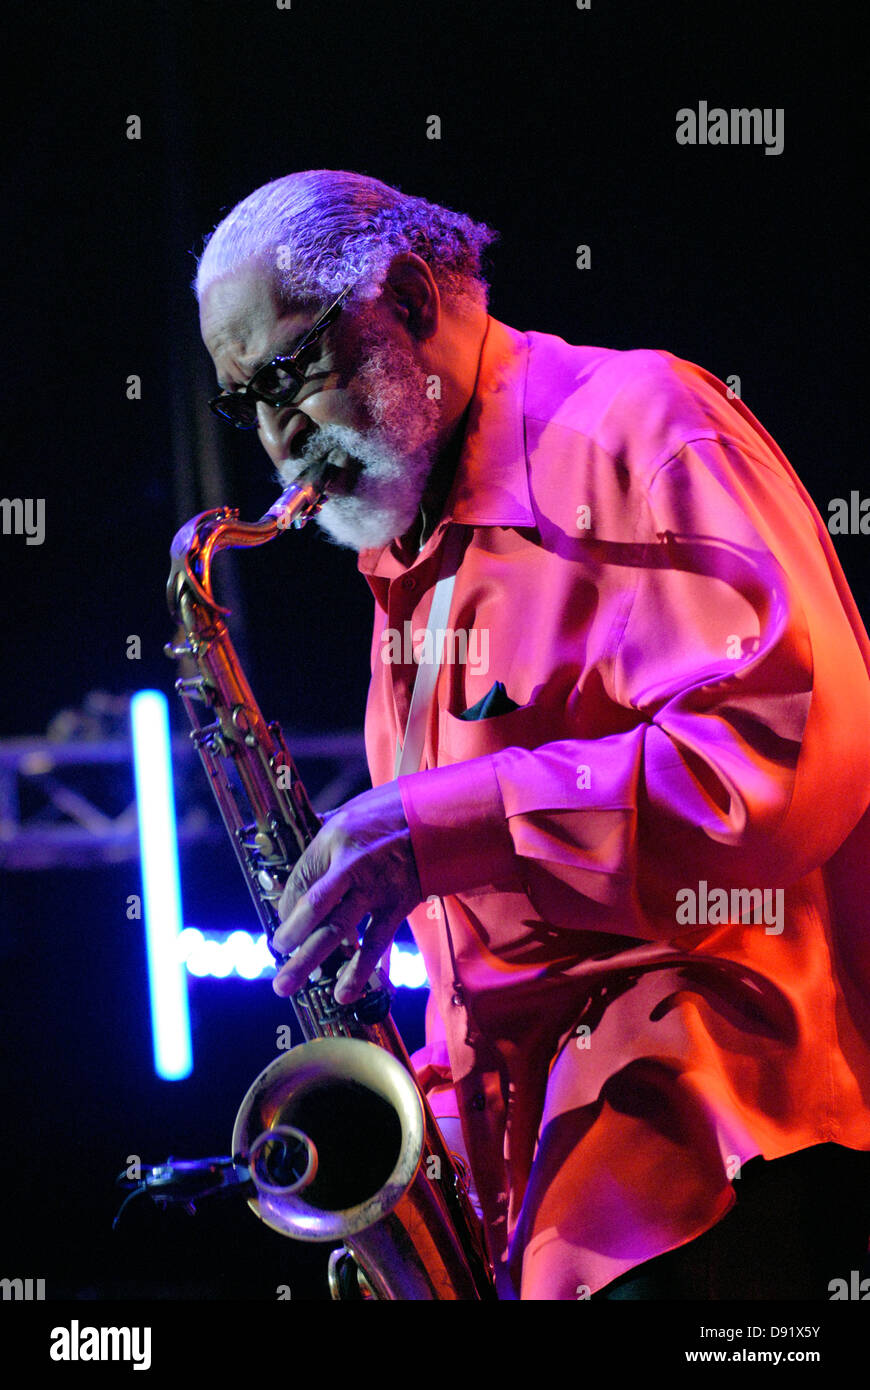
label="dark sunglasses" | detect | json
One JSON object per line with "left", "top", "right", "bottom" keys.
{"left": 208, "top": 284, "right": 354, "bottom": 429}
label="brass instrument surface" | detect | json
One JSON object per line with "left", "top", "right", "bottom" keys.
{"left": 164, "top": 473, "right": 494, "bottom": 1300}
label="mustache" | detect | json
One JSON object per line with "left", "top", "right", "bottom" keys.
{"left": 278, "top": 434, "right": 362, "bottom": 495}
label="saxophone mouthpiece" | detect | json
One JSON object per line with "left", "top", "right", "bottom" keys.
{"left": 270, "top": 462, "right": 339, "bottom": 531}
{"left": 296, "top": 458, "right": 339, "bottom": 493}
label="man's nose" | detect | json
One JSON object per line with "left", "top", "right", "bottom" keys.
{"left": 256, "top": 400, "right": 314, "bottom": 463}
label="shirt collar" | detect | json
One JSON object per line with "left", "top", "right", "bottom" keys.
{"left": 357, "top": 316, "right": 533, "bottom": 578}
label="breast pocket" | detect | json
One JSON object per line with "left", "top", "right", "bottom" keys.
{"left": 437, "top": 700, "right": 548, "bottom": 766}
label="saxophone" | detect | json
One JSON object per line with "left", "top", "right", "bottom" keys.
{"left": 162, "top": 466, "right": 494, "bottom": 1301}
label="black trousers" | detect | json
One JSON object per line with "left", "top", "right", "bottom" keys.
{"left": 593, "top": 1144, "right": 870, "bottom": 1300}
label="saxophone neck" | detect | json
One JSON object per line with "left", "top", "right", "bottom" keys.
{"left": 167, "top": 465, "right": 336, "bottom": 619}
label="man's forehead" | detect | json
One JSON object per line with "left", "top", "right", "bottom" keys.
{"left": 200, "top": 264, "right": 278, "bottom": 345}
{"left": 199, "top": 262, "right": 310, "bottom": 373}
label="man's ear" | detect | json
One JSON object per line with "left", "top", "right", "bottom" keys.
{"left": 381, "top": 253, "right": 440, "bottom": 339}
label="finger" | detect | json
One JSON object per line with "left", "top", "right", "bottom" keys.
{"left": 273, "top": 874, "right": 361, "bottom": 955}
{"left": 276, "top": 840, "right": 330, "bottom": 921}
{"left": 273, "top": 841, "right": 354, "bottom": 950}
{"left": 272, "top": 922, "right": 350, "bottom": 998}
{"left": 275, "top": 813, "right": 344, "bottom": 919}
{"left": 333, "top": 916, "right": 397, "bottom": 1004}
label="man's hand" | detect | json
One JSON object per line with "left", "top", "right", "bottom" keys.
{"left": 271, "top": 781, "right": 422, "bottom": 1004}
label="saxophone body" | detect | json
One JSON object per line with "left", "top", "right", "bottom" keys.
{"left": 165, "top": 470, "right": 494, "bottom": 1301}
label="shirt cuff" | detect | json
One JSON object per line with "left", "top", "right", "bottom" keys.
{"left": 399, "top": 754, "right": 520, "bottom": 898}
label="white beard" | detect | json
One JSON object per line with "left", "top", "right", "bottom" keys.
{"left": 279, "top": 421, "right": 434, "bottom": 551}
{"left": 276, "top": 322, "right": 442, "bottom": 552}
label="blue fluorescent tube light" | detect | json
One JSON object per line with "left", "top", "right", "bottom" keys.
{"left": 130, "top": 690, "right": 192, "bottom": 1080}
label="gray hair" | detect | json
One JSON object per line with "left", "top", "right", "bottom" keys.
{"left": 193, "top": 169, "right": 498, "bottom": 316}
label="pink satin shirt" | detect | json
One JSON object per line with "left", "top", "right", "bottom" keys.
{"left": 358, "top": 316, "right": 870, "bottom": 1299}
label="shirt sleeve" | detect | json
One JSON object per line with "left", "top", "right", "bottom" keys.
{"left": 398, "top": 435, "right": 870, "bottom": 939}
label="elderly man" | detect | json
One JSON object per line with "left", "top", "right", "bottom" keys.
{"left": 195, "top": 170, "right": 870, "bottom": 1300}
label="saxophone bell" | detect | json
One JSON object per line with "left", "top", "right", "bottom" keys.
{"left": 234, "top": 1038, "right": 487, "bottom": 1302}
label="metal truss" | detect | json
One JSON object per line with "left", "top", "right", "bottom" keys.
{"left": 0, "top": 729, "right": 368, "bottom": 870}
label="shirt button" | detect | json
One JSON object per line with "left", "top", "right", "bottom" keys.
{"left": 471, "top": 1092, "right": 486, "bottom": 1112}
{"left": 401, "top": 575, "right": 416, "bottom": 591}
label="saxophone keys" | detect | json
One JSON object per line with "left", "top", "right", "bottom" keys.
{"left": 176, "top": 675, "right": 210, "bottom": 701}
{"left": 230, "top": 703, "right": 254, "bottom": 732}
{"left": 192, "top": 722, "right": 227, "bottom": 755}
{"left": 256, "top": 868, "right": 285, "bottom": 897}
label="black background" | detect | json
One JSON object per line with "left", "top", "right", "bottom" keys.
{"left": 1, "top": 0, "right": 866, "bottom": 1312}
